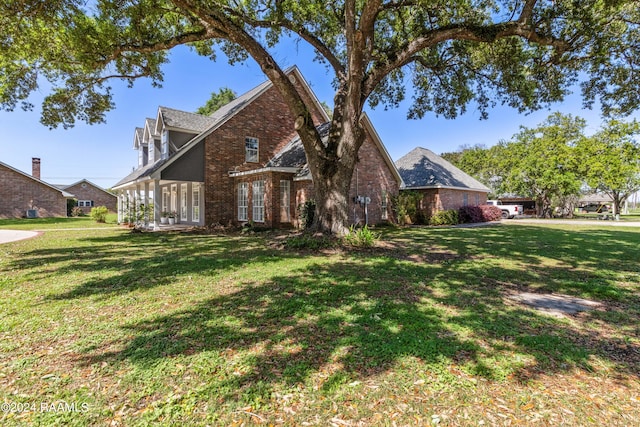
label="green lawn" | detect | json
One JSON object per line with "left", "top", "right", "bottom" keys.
{"left": 0, "top": 222, "right": 638, "bottom": 425}
{"left": 0, "top": 215, "right": 119, "bottom": 230}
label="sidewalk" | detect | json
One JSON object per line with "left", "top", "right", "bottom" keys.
{"left": 506, "top": 218, "right": 640, "bottom": 227}
{"left": 0, "top": 229, "right": 41, "bottom": 244}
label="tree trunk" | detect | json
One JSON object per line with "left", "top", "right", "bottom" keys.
{"left": 304, "top": 113, "right": 363, "bottom": 236}
{"left": 312, "top": 162, "right": 355, "bottom": 236}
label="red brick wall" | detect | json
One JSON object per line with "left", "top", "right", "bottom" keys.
{"left": 203, "top": 78, "right": 326, "bottom": 227}
{"left": 416, "top": 188, "right": 488, "bottom": 219}
{"left": 64, "top": 182, "right": 117, "bottom": 213}
{"left": 348, "top": 136, "right": 399, "bottom": 225}
{"left": 0, "top": 164, "right": 67, "bottom": 218}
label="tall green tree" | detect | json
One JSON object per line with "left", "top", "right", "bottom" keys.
{"left": 501, "top": 113, "right": 584, "bottom": 217}
{"left": 441, "top": 144, "right": 505, "bottom": 196}
{"left": 196, "top": 87, "right": 237, "bottom": 115}
{"left": 2, "top": 1, "right": 640, "bottom": 234}
{"left": 576, "top": 120, "right": 640, "bottom": 216}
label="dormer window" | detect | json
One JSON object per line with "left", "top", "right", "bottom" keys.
{"left": 245, "top": 137, "right": 258, "bottom": 163}
{"left": 138, "top": 144, "right": 148, "bottom": 167}
{"left": 148, "top": 140, "right": 155, "bottom": 163}
{"left": 161, "top": 130, "right": 169, "bottom": 159}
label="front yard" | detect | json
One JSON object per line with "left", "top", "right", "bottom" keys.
{"left": 0, "top": 221, "right": 638, "bottom": 425}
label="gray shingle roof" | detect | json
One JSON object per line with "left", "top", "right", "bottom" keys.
{"left": 209, "top": 80, "right": 273, "bottom": 123}
{"left": 158, "top": 107, "right": 216, "bottom": 133}
{"left": 112, "top": 158, "right": 169, "bottom": 188}
{"left": 395, "top": 147, "right": 490, "bottom": 191}
{"left": 144, "top": 118, "right": 159, "bottom": 137}
{"left": 266, "top": 122, "right": 331, "bottom": 168}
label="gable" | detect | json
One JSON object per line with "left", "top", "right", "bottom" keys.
{"left": 61, "top": 179, "right": 115, "bottom": 198}
{"left": 161, "top": 140, "right": 204, "bottom": 182}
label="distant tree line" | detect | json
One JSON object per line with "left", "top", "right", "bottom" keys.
{"left": 441, "top": 113, "right": 640, "bottom": 218}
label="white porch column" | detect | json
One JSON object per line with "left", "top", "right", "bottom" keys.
{"left": 134, "top": 184, "right": 141, "bottom": 226}
{"left": 152, "top": 180, "right": 161, "bottom": 230}
{"left": 117, "top": 191, "right": 123, "bottom": 223}
{"left": 143, "top": 181, "right": 150, "bottom": 228}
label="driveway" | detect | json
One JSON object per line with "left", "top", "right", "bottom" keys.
{"left": 506, "top": 218, "right": 640, "bottom": 227}
{"left": 0, "top": 229, "right": 40, "bottom": 244}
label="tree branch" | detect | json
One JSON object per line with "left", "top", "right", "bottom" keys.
{"left": 221, "top": 7, "right": 346, "bottom": 80}
{"left": 364, "top": 19, "right": 570, "bottom": 98}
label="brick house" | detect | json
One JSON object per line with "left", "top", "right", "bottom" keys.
{"left": 0, "top": 158, "right": 72, "bottom": 218}
{"left": 113, "top": 67, "right": 402, "bottom": 229}
{"left": 395, "top": 147, "right": 490, "bottom": 220}
{"left": 57, "top": 179, "right": 117, "bottom": 213}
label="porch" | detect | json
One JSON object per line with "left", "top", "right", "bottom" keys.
{"left": 115, "top": 179, "right": 204, "bottom": 230}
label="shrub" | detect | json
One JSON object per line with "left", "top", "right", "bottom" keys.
{"left": 429, "top": 209, "right": 459, "bottom": 226}
{"left": 70, "top": 206, "right": 84, "bottom": 217}
{"left": 480, "top": 205, "right": 503, "bottom": 222}
{"left": 297, "top": 200, "right": 316, "bottom": 229}
{"left": 391, "top": 191, "right": 423, "bottom": 225}
{"left": 458, "top": 206, "right": 483, "bottom": 224}
{"left": 343, "top": 225, "right": 379, "bottom": 247}
{"left": 90, "top": 206, "right": 109, "bottom": 223}
{"left": 285, "top": 234, "right": 337, "bottom": 250}
{"left": 458, "top": 205, "right": 502, "bottom": 223}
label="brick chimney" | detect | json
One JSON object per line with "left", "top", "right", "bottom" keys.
{"left": 32, "top": 157, "right": 41, "bottom": 180}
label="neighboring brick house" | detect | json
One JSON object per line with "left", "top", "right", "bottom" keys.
{"left": 57, "top": 179, "right": 117, "bottom": 213}
{"left": 395, "top": 147, "right": 490, "bottom": 220}
{"left": 113, "top": 66, "right": 402, "bottom": 229}
{"left": 0, "top": 158, "right": 72, "bottom": 218}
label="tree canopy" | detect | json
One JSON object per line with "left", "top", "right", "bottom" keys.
{"left": 196, "top": 87, "right": 237, "bottom": 116}
{"left": 2, "top": 0, "right": 640, "bottom": 233}
{"left": 576, "top": 119, "right": 640, "bottom": 215}
{"left": 500, "top": 113, "right": 585, "bottom": 217}
{"left": 443, "top": 114, "right": 640, "bottom": 217}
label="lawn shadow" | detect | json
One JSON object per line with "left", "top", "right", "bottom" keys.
{"left": 77, "top": 246, "right": 639, "bottom": 405}
{"left": 9, "top": 231, "right": 298, "bottom": 301}
{"left": 9, "top": 225, "right": 638, "bottom": 407}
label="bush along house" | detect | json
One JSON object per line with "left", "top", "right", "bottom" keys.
{"left": 112, "top": 66, "right": 402, "bottom": 229}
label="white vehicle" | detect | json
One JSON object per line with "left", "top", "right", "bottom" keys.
{"left": 486, "top": 200, "right": 524, "bottom": 219}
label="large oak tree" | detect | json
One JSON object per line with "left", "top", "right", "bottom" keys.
{"left": 2, "top": 0, "right": 640, "bottom": 234}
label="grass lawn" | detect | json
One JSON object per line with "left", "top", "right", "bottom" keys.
{"left": 0, "top": 215, "right": 119, "bottom": 230}
{"left": 0, "top": 221, "right": 638, "bottom": 425}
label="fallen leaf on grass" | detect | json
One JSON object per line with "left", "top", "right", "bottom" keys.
{"left": 520, "top": 402, "right": 535, "bottom": 411}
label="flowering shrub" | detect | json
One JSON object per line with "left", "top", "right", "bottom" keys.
{"left": 458, "top": 205, "right": 502, "bottom": 223}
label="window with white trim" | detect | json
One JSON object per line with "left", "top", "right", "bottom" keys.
{"left": 180, "top": 183, "right": 188, "bottom": 221}
{"left": 148, "top": 140, "right": 155, "bottom": 163}
{"left": 78, "top": 200, "right": 94, "bottom": 207}
{"left": 475, "top": 193, "right": 480, "bottom": 206}
{"left": 161, "top": 130, "right": 169, "bottom": 159}
{"left": 238, "top": 182, "right": 248, "bottom": 221}
{"left": 279, "top": 180, "right": 290, "bottom": 222}
{"left": 170, "top": 184, "right": 177, "bottom": 214}
{"left": 162, "top": 187, "right": 169, "bottom": 214}
{"left": 245, "top": 137, "right": 259, "bottom": 163}
{"left": 252, "top": 180, "right": 265, "bottom": 222}
{"left": 463, "top": 193, "right": 469, "bottom": 207}
{"left": 381, "top": 190, "right": 388, "bottom": 220}
{"left": 192, "top": 185, "right": 200, "bottom": 223}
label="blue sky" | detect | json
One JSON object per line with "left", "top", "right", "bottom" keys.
{"left": 0, "top": 44, "right": 620, "bottom": 189}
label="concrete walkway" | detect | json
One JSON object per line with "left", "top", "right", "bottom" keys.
{"left": 505, "top": 218, "right": 640, "bottom": 227}
{"left": 0, "top": 229, "right": 40, "bottom": 244}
